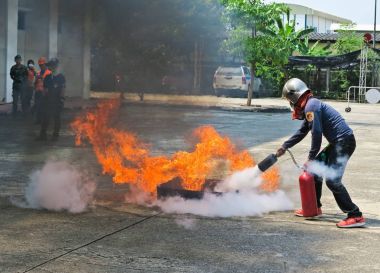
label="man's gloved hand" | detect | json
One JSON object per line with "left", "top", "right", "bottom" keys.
{"left": 276, "top": 147, "right": 286, "bottom": 157}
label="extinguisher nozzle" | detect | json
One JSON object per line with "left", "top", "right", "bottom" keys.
{"left": 257, "top": 154, "right": 278, "bottom": 172}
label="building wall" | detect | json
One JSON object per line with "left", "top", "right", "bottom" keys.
{"left": 0, "top": 0, "right": 88, "bottom": 101}
{"left": 305, "top": 15, "right": 341, "bottom": 33}
{"left": 287, "top": 4, "right": 351, "bottom": 34}
{"left": 58, "top": 0, "right": 85, "bottom": 97}
{"left": 18, "top": 0, "right": 50, "bottom": 64}
{"left": 294, "top": 14, "right": 305, "bottom": 31}
{"left": 0, "top": 0, "right": 7, "bottom": 101}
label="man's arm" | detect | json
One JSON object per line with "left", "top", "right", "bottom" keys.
{"left": 282, "top": 120, "right": 310, "bottom": 150}
{"left": 60, "top": 75, "right": 66, "bottom": 98}
{"left": 307, "top": 110, "right": 323, "bottom": 160}
{"left": 10, "top": 67, "right": 15, "bottom": 80}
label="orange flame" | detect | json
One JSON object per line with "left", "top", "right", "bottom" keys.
{"left": 71, "top": 100, "right": 279, "bottom": 194}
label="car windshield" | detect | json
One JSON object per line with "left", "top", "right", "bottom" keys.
{"left": 217, "top": 67, "right": 242, "bottom": 76}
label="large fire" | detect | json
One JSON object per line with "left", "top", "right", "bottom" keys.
{"left": 71, "top": 100, "right": 280, "bottom": 194}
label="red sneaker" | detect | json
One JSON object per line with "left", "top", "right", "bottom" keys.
{"left": 294, "top": 207, "right": 322, "bottom": 217}
{"left": 336, "top": 216, "right": 365, "bottom": 228}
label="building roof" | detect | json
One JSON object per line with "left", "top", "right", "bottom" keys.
{"left": 285, "top": 3, "right": 352, "bottom": 24}
{"left": 308, "top": 32, "right": 380, "bottom": 42}
{"left": 330, "top": 23, "right": 380, "bottom": 32}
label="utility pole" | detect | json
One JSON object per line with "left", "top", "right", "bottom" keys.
{"left": 372, "top": 0, "right": 378, "bottom": 86}
{"left": 374, "top": 0, "right": 377, "bottom": 49}
{"left": 247, "top": 25, "right": 256, "bottom": 106}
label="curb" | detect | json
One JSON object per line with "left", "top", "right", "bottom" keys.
{"left": 0, "top": 98, "right": 290, "bottom": 115}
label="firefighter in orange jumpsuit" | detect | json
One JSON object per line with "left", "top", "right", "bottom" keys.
{"left": 25, "top": 59, "right": 36, "bottom": 113}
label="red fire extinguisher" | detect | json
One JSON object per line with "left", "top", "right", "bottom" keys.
{"left": 298, "top": 171, "right": 319, "bottom": 217}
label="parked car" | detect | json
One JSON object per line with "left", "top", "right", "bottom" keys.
{"left": 212, "top": 66, "right": 263, "bottom": 98}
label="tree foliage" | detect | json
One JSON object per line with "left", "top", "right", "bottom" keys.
{"left": 220, "top": 0, "right": 313, "bottom": 89}
{"left": 91, "top": 0, "right": 224, "bottom": 91}
{"left": 332, "top": 24, "right": 363, "bottom": 54}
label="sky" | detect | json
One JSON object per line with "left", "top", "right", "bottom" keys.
{"left": 266, "top": 0, "right": 379, "bottom": 25}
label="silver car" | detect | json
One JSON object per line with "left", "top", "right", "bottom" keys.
{"left": 212, "top": 66, "right": 263, "bottom": 98}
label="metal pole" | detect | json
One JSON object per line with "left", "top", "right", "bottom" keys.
{"left": 373, "top": 0, "right": 377, "bottom": 86}
{"left": 374, "top": 0, "right": 377, "bottom": 48}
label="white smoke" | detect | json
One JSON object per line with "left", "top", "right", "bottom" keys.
{"left": 155, "top": 166, "right": 293, "bottom": 217}
{"left": 215, "top": 166, "right": 262, "bottom": 192}
{"left": 174, "top": 217, "right": 198, "bottom": 230}
{"left": 307, "top": 156, "right": 348, "bottom": 180}
{"left": 157, "top": 191, "right": 293, "bottom": 217}
{"left": 20, "top": 161, "right": 96, "bottom": 213}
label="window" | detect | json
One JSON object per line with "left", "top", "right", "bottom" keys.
{"left": 217, "top": 67, "right": 243, "bottom": 76}
{"left": 18, "top": 11, "right": 26, "bottom": 30}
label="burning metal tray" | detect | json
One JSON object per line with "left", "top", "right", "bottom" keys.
{"left": 157, "top": 177, "right": 222, "bottom": 200}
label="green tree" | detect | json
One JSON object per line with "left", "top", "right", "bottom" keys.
{"left": 220, "top": 0, "right": 312, "bottom": 103}
{"left": 220, "top": 0, "right": 287, "bottom": 105}
{"left": 331, "top": 24, "right": 363, "bottom": 92}
{"left": 333, "top": 23, "right": 363, "bottom": 54}
{"left": 307, "top": 41, "right": 333, "bottom": 56}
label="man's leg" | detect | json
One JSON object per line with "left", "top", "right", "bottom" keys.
{"left": 21, "top": 87, "right": 28, "bottom": 113}
{"left": 325, "top": 136, "right": 362, "bottom": 217}
{"left": 314, "top": 145, "right": 331, "bottom": 208}
{"left": 34, "top": 93, "right": 42, "bottom": 124}
{"left": 37, "top": 106, "right": 49, "bottom": 140}
{"left": 52, "top": 106, "right": 61, "bottom": 139}
{"left": 12, "top": 89, "right": 20, "bottom": 115}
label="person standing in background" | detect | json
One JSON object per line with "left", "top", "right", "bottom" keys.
{"left": 36, "top": 58, "right": 65, "bottom": 141}
{"left": 34, "top": 57, "right": 51, "bottom": 124}
{"left": 10, "top": 55, "right": 28, "bottom": 116}
{"left": 24, "top": 59, "right": 36, "bottom": 113}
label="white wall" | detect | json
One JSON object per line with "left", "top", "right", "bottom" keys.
{"left": 0, "top": 0, "right": 89, "bottom": 99}
{"left": 18, "top": 0, "right": 50, "bottom": 68}
{"left": 294, "top": 14, "right": 305, "bottom": 31}
{"left": 58, "top": 0, "right": 85, "bottom": 97}
{"left": 0, "top": 0, "right": 7, "bottom": 101}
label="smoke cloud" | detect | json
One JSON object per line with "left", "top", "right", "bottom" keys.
{"left": 156, "top": 191, "right": 292, "bottom": 217}
{"left": 215, "top": 166, "right": 262, "bottom": 192}
{"left": 174, "top": 217, "right": 198, "bottom": 230}
{"left": 20, "top": 161, "right": 96, "bottom": 213}
{"left": 307, "top": 156, "right": 348, "bottom": 180}
{"left": 155, "top": 166, "right": 293, "bottom": 217}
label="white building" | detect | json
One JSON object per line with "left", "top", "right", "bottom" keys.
{"left": 284, "top": 3, "right": 351, "bottom": 33}
{"left": 0, "top": 0, "right": 91, "bottom": 103}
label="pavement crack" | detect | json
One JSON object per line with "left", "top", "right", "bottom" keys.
{"left": 21, "top": 211, "right": 162, "bottom": 273}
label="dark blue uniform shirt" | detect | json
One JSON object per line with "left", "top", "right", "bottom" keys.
{"left": 282, "top": 98, "right": 353, "bottom": 160}
{"left": 43, "top": 73, "right": 66, "bottom": 104}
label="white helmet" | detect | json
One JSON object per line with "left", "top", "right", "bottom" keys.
{"left": 282, "top": 78, "right": 310, "bottom": 106}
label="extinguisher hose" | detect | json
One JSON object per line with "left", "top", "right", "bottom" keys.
{"left": 286, "top": 149, "right": 304, "bottom": 170}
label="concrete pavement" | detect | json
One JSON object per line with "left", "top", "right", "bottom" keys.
{"left": 0, "top": 96, "right": 379, "bottom": 273}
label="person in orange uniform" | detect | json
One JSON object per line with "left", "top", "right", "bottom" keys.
{"left": 34, "top": 57, "right": 51, "bottom": 124}
{"left": 24, "top": 59, "right": 36, "bottom": 113}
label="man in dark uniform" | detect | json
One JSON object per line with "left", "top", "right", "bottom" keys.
{"left": 36, "top": 58, "right": 65, "bottom": 141}
{"left": 34, "top": 57, "right": 51, "bottom": 124}
{"left": 276, "top": 78, "right": 365, "bottom": 228}
{"left": 10, "top": 55, "right": 28, "bottom": 115}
